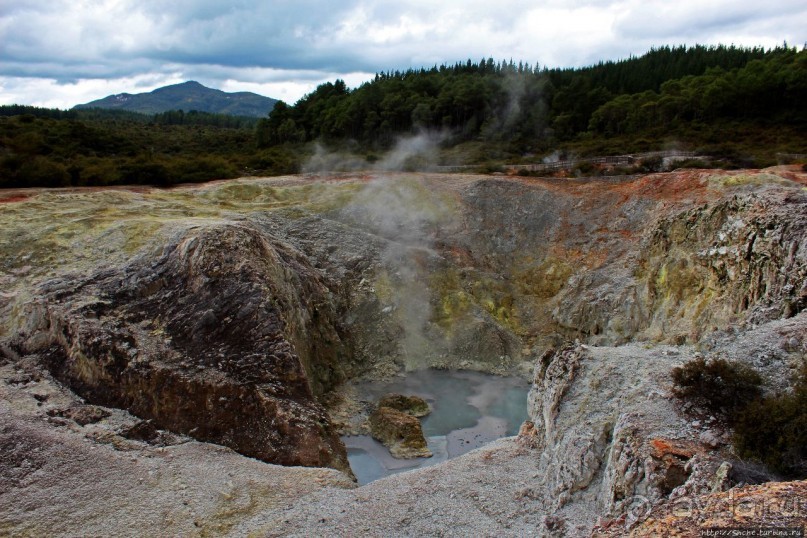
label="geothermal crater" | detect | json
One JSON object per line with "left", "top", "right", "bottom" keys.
{"left": 1, "top": 168, "right": 806, "bottom": 536}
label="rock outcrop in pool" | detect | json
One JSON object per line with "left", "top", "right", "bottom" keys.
{"left": 344, "top": 369, "right": 530, "bottom": 484}
{"left": 369, "top": 404, "right": 432, "bottom": 459}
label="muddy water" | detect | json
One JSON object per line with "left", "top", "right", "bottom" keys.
{"left": 343, "top": 369, "right": 530, "bottom": 485}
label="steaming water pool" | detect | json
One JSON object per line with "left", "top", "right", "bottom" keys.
{"left": 342, "top": 369, "right": 530, "bottom": 485}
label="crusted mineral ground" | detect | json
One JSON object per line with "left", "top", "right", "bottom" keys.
{"left": 1, "top": 167, "right": 806, "bottom": 536}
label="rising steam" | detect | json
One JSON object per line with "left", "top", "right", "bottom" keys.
{"left": 301, "top": 130, "right": 446, "bottom": 175}
{"left": 331, "top": 131, "right": 452, "bottom": 369}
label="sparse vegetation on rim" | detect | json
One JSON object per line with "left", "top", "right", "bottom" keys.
{"left": 734, "top": 366, "right": 807, "bottom": 478}
{"left": 672, "top": 358, "right": 807, "bottom": 479}
{"left": 671, "top": 357, "right": 763, "bottom": 418}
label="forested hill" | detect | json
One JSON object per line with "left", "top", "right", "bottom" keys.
{"left": 75, "top": 81, "right": 278, "bottom": 117}
{"left": 257, "top": 45, "right": 807, "bottom": 152}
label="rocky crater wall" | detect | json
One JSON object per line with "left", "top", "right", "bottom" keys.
{"left": 554, "top": 187, "right": 807, "bottom": 345}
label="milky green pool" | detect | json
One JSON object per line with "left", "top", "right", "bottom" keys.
{"left": 343, "top": 369, "right": 530, "bottom": 485}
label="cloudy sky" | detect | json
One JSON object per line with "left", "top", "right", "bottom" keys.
{"left": 1, "top": 0, "right": 805, "bottom": 109}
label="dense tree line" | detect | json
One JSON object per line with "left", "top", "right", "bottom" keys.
{"left": 257, "top": 60, "right": 551, "bottom": 147}
{"left": 257, "top": 45, "right": 806, "bottom": 152}
{"left": 0, "top": 105, "right": 148, "bottom": 122}
{"left": 0, "top": 107, "right": 294, "bottom": 188}
{"left": 588, "top": 49, "right": 807, "bottom": 135}
{"left": 153, "top": 109, "right": 259, "bottom": 128}
{"left": 0, "top": 105, "right": 260, "bottom": 128}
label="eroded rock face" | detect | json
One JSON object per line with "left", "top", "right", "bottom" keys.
{"left": 10, "top": 223, "right": 351, "bottom": 472}
{"left": 553, "top": 186, "right": 807, "bottom": 345}
{"left": 369, "top": 405, "right": 432, "bottom": 459}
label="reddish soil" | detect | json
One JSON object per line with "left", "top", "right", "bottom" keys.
{"left": 0, "top": 194, "right": 31, "bottom": 204}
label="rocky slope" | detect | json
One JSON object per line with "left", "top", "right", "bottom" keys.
{"left": 1, "top": 166, "right": 806, "bottom": 535}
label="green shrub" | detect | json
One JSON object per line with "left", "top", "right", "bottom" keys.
{"left": 673, "top": 158, "right": 711, "bottom": 170}
{"left": 671, "top": 357, "right": 762, "bottom": 417}
{"left": 734, "top": 367, "right": 807, "bottom": 478}
{"left": 119, "top": 160, "right": 170, "bottom": 186}
{"left": 476, "top": 162, "right": 505, "bottom": 174}
{"left": 673, "top": 358, "right": 807, "bottom": 479}
{"left": 247, "top": 147, "right": 300, "bottom": 175}
{"left": 638, "top": 155, "right": 663, "bottom": 173}
{"left": 400, "top": 154, "right": 433, "bottom": 172}
{"left": 16, "top": 156, "right": 71, "bottom": 187}
{"left": 167, "top": 156, "right": 238, "bottom": 184}
{"left": 66, "top": 156, "right": 120, "bottom": 186}
{"left": 574, "top": 161, "right": 597, "bottom": 175}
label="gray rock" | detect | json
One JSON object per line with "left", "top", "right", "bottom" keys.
{"left": 699, "top": 431, "right": 722, "bottom": 448}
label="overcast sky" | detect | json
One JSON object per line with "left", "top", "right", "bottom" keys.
{"left": 1, "top": 0, "right": 805, "bottom": 109}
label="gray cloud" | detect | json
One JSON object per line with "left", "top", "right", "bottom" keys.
{"left": 613, "top": 1, "right": 807, "bottom": 41}
{"left": 1, "top": 0, "right": 805, "bottom": 108}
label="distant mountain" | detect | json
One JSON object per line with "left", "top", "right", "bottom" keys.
{"left": 74, "top": 81, "right": 278, "bottom": 117}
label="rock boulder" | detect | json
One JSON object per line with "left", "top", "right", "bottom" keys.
{"left": 369, "top": 405, "right": 432, "bottom": 459}
{"left": 376, "top": 393, "right": 431, "bottom": 417}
